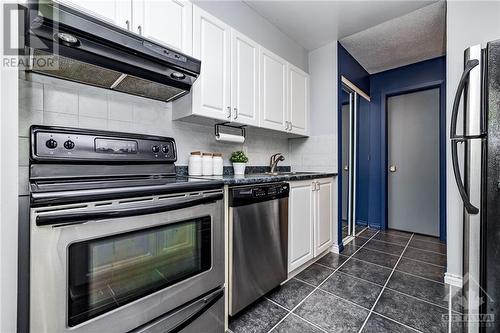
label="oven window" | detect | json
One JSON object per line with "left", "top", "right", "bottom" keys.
{"left": 67, "top": 216, "right": 211, "bottom": 327}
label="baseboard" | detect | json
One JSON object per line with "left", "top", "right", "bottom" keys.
{"left": 444, "top": 272, "right": 463, "bottom": 287}
{"left": 331, "top": 243, "right": 341, "bottom": 254}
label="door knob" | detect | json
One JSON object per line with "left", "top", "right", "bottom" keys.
{"left": 344, "top": 165, "right": 348, "bottom": 171}
{"left": 389, "top": 165, "right": 397, "bottom": 172}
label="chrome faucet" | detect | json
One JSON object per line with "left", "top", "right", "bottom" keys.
{"left": 269, "top": 153, "right": 285, "bottom": 173}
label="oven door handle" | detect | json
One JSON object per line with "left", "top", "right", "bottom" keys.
{"left": 36, "top": 192, "right": 223, "bottom": 226}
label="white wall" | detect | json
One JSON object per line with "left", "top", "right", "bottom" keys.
{"left": 193, "top": 0, "right": 308, "bottom": 72}
{"left": 446, "top": 1, "right": 500, "bottom": 278}
{"left": 289, "top": 41, "right": 338, "bottom": 172}
{"left": 0, "top": 1, "right": 19, "bottom": 331}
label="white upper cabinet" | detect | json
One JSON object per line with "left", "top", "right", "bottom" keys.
{"left": 314, "top": 178, "right": 333, "bottom": 256}
{"left": 288, "top": 64, "right": 309, "bottom": 136}
{"left": 259, "top": 48, "right": 288, "bottom": 132}
{"left": 56, "top": 0, "right": 132, "bottom": 30}
{"left": 288, "top": 181, "right": 315, "bottom": 272}
{"left": 191, "top": 6, "right": 231, "bottom": 121}
{"left": 133, "top": 0, "right": 193, "bottom": 54}
{"left": 230, "top": 29, "right": 259, "bottom": 126}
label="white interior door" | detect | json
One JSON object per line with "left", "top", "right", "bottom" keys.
{"left": 192, "top": 6, "right": 231, "bottom": 121}
{"left": 230, "top": 30, "right": 259, "bottom": 126}
{"left": 134, "top": 0, "right": 192, "bottom": 54}
{"left": 388, "top": 88, "right": 440, "bottom": 236}
{"left": 260, "top": 48, "right": 287, "bottom": 131}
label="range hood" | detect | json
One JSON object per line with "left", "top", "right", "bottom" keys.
{"left": 24, "top": 2, "right": 200, "bottom": 102}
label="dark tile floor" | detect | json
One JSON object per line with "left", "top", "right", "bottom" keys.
{"left": 229, "top": 228, "right": 459, "bottom": 333}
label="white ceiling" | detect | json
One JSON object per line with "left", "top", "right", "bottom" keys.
{"left": 340, "top": 1, "right": 446, "bottom": 73}
{"left": 244, "top": 0, "right": 439, "bottom": 51}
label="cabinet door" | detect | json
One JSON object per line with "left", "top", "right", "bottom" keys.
{"left": 56, "top": 0, "right": 131, "bottom": 30}
{"left": 288, "top": 64, "right": 309, "bottom": 136}
{"left": 288, "top": 181, "right": 314, "bottom": 273}
{"left": 260, "top": 48, "right": 287, "bottom": 132}
{"left": 230, "top": 29, "right": 259, "bottom": 126}
{"left": 192, "top": 6, "right": 231, "bottom": 121}
{"left": 314, "top": 178, "right": 333, "bottom": 256}
{"left": 133, "top": 0, "right": 192, "bottom": 54}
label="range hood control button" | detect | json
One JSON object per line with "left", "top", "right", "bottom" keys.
{"left": 56, "top": 32, "right": 79, "bottom": 46}
{"left": 46, "top": 139, "right": 58, "bottom": 149}
{"left": 152, "top": 145, "right": 160, "bottom": 153}
{"left": 161, "top": 146, "right": 170, "bottom": 154}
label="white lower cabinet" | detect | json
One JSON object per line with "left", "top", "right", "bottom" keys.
{"left": 288, "top": 178, "right": 333, "bottom": 273}
{"left": 288, "top": 180, "right": 315, "bottom": 272}
{"left": 314, "top": 178, "right": 333, "bottom": 255}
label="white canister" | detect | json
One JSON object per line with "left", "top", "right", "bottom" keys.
{"left": 212, "top": 153, "right": 223, "bottom": 176}
{"left": 202, "top": 153, "right": 213, "bottom": 176}
{"left": 188, "top": 151, "right": 202, "bottom": 176}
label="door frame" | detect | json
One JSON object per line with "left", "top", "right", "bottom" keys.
{"left": 381, "top": 80, "right": 446, "bottom": 241}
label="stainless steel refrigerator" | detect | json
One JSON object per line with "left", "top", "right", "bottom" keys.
{"left": 450, "top": 40, "right": 500, "bottom": 333}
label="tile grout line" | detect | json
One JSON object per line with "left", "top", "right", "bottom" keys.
{"left": 265, "top": 230, "right": 382, "bottom": 333}
{"left": 355, "top": 244, "right": 446, "bottom": 268}
{"left": 264, "top": 296, "right": 330, "bottom": 333}
{"left": 406, "top": 245, "right": 447, "bottom": 256}
{"left": 368, "top": 312, "right": 423, "bottom": 333}
{"left": 357, "top": 233, "right": 415, "bottom": 333}
{"left": 314, "top": 261, "right": 452, "bottom": 313}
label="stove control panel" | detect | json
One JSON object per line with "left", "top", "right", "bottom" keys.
{"left": 31, "top": 126, "right": 177, "bottom": 162}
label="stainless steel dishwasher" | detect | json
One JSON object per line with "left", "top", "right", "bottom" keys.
{"left": 228, "top": 183, "right": 289, "bottom": 316}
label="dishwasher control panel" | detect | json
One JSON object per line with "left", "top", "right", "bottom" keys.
{"left": 230, "top": 183, "right": 289, "bottom": 207}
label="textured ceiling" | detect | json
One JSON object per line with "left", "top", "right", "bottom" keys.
{"left": 244, "top": 0, "right": 438, "bottom": 51}
{"left": 340, "top": 1, "right": 446, "bottom": 74}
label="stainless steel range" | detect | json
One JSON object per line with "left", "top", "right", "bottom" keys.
{"left": 27, "top": 126, "right": 225, "bottom": 333}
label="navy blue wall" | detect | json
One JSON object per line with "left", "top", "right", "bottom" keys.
{"left": 367, "top": 57, "right": 446, "bottom": 238}
{"left": 337, "top": 43, "right": 370, "bottom": 245}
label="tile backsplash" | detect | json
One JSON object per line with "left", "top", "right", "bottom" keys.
{"left": 18, "top": 72, "right": 290, "bottom": 194}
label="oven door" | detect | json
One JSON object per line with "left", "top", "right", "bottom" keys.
{"left": 30, "top": 190, "right": 224, "bottom": 333}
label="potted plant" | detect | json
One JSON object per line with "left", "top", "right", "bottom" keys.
{"left": 230, "top": 150, "right": 248, "bottom": 175}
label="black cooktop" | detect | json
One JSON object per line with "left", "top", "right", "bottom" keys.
{"left": 30, "top": 175, "right": 215, "bottom": 193}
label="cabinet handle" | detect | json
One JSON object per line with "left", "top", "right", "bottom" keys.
{"left": 125, "top": 20, "right": 130, "bottom": 31}
{"left": 233, "top": 108, "right": 238, "bottom": 120}
{"left": 138, "top": 25, "right": 142, "bottom": 35}
{"left": 285, "top": 121, "right": 290, "bottom": 130}
{"left": 226, "top": 107, "right": 231, "bottom": 119}
{"left": 289, "top": 122, "right": 293, "bottom": 131}
{"left": 317, "top": 182, "right": 321, "bottom": 190}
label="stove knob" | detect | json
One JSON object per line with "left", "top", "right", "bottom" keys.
{"left": 152, "top": 145, "right": 160, "bottom": 153}
{"left": 161, "top": 146, "right": 170, "bottom": 154}
{"left": 45, "top": 139, "right": 58, "bottom": 149}
{"left": 64, "top": 140, "right": 75, "bottom": 150}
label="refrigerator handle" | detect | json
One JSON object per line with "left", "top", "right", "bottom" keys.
{"left": 451, "top": 140, "right": 479, "bottom": 215}
{"left": 450, "top": 59, "right": 480, "bottom": 140}
{"left": 450, "top": 58, "right": 480, "bottom": 215}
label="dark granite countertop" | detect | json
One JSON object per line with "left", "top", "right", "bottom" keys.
{"left": 190, "top": 171, "right": 337, "bottom": 186}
